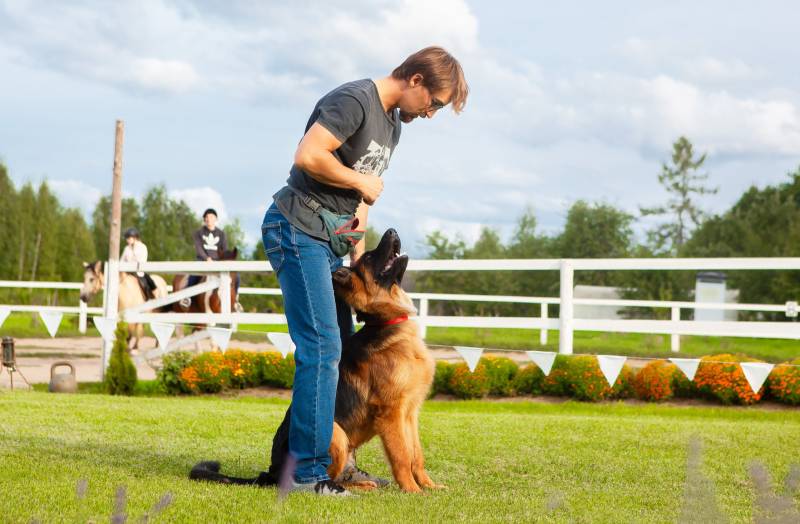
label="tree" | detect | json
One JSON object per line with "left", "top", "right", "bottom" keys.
{"left": 15, "top": 183, "right": 37, "bottom": 281}
{"left": 0, "top": 163, "right": 19, "bottom": 279}
{"left": 30, "top": 181, "right": 61, "bottom": 282}
{"left": 139, "top": 185, "right": 199, "bottom": 260}
{"left": 91, "top": 195, "right": 140, "bottom": 259}
{"left": 56, "top": 208, "right": 96, "bottom": 282}
{"left": 223, "top": 218, "right": 246, "bottom": 255}
{"left": 683, "top": 166, "right": 800, "bottom": 316}
{"left": 640, "top": 136, "right": 717, "bottom": 254}
{"left": 105, "top": 322, "right": 137, "bottom": 395}
{"left": 557, "top": 200, "right": 633, "bottom": 286}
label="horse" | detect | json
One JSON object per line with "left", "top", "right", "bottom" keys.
{"left": 79, "top": 261, "right": 170, "bottom": 350}
{"left": 171, "top": 248, "right": 239, "bottom": 337}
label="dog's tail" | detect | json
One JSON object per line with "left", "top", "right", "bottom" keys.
{"left": 189, "top": 461, "right": 278, "bottom": 487}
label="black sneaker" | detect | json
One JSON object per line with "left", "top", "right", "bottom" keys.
{"left": 338, "top": 464, "right": 390, "bottom": 488}
{"left": 290, "top": 478, "right": 351, "bottom": 496}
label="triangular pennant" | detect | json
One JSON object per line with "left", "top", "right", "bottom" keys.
{"left": 596, "top": 355, "right": 627, "bottom": 387}
{"left": 39, "top": 311, "right": 63, "bottom": 338}
{"left": 740, "top": 362, "right": 774, "bottom": 394}
{"left": 525, "top": 351, "right": 556, "bottom": 376}
{"left": 669, "top": 358, "right": 701, "bottom": 381}
{"left": 454, "top": 346, "right": 484, "bottom": 373}
{"left": 92, "top": 317, "right": 117, "bottom": 342}
{"left": 150, "top": 322, "right": 175, "bottom": 349}
{"left": 267, "top": 332, "right": 295, "bottom": 358}
{"left": 0, "top": 306, "right": 10, "bottom": 328}
{"left": 208, "top": 327, "right": 232, "bottom": 353}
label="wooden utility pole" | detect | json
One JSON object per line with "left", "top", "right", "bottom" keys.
{"left": 101, "top": 120, "right": 124, "bottom": 377}
{"left": 109, "top": 120, "right": 124, "bottom": 264}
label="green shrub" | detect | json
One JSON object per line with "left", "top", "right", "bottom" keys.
{"left": 482, "top": 356, "right": 519, "bottom": 396}
{"left": 541, "top": 355, "right": 571, "bottom": 397}
{"left": 430, "top": 361, "right": 455, "bottom": 397}
{"left": 512, "top": 364, "right": 545, "bottom": 395}
{"left": 560, "top": 355, "right": 633, "bottom": 401}
{"left": 105, "top": 322, "right": 137, "bottom": 396}
{"left": 448, "top": 362, "right": 490, "bottom": 399}
{"left": 259, "top": 351, "right": 295, "bottom": 388}
{"left": 157, "top": 351, "right": 194, "bottom": 394}
{"left": 633, "top": 360, "right": 679, "bottom": 402}
{"left": 224, "top": 350, "right": 261, "bottom": 389}
{"left": 767, "top": 357, "right": 800, "bottom": 405}
{"left": 694, "top": 354, "right": 763, "bottom": 405}
{"left": 181, "top": 352, "right": 230, "bottom": 393}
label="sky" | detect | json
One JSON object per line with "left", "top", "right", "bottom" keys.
{"left": 1, "top": 1, "right": 799, "bottom": 257}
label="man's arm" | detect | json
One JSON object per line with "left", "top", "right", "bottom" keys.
{"left": 352, "top": 201, "right": 370, "bottom": 262}
{"left": 294, "top": 123, "right": 383, "bottom": 205}
{"left": 193, "top": 230, "right": 207, "bottom": 261}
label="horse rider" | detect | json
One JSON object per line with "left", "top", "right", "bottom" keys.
{"left": 179, "top": 208, "right": 241, "bottom": 309}
{"left": 121, "top": 227, "right": 157, "bottom": 300}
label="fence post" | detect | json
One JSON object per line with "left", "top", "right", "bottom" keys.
{"left": 101, "top": 120, "right": 124, "bottom": 379}
{"left": 671, "top": 306, "right": 680, "bottom": 352}
{"left": 559, "top": 260, "right": 574, "bottom": 354}
{"left": 418, "top": 297, "right": 428, "bottom": 340}
{"left": 78, "top": 299, "right": 87, "bottom": 334}
{"left": 539, "top": 303, "right": 548, "bottom": 346}
{"left": 220, "top": 271, "right": 232, "bottom": 329}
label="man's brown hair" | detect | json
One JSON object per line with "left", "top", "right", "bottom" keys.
{"left": 392, "top": 46, "right": 469, "bottom": 113}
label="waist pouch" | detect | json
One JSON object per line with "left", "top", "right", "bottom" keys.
{"left": 288, "top": 186, "right": 364, "bottom": 257}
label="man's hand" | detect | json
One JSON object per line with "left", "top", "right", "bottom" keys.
{"left": 357, "top": 174, "right": 384, "bottom": 205}
{"left": 206, "top": 257, "right": 213, "bottom": 262}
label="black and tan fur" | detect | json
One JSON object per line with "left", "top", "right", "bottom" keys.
{"left": 190, "top": 229, "right": 442, "bottom": 493}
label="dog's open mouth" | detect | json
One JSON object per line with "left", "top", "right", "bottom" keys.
{"left": 381, "top": 238, "right": 405, "bottom": 275}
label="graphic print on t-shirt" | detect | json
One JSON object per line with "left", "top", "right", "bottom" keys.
{"left": 352, "top": 140, "right": 391, "bottom": 176}
{"left": 203, "top": 233, "right": 220, "bottom": 251}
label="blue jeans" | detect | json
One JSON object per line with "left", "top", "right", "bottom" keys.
{"left": 261, "top": 203, "right": 353, "bottom": 483}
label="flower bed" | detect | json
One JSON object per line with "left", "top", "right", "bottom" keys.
{"left": 158, "top": 349, "right": 799, "bottom": 406}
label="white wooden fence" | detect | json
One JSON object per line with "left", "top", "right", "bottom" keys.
{"left": 2, "top": 257, "right": 800, "bottom": 367}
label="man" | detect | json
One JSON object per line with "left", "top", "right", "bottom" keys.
{"left": 194, "top": 208, "right": 227, "bottom": 263}
{"left": 121, "top": 227, "right": 156, "bottom": 299}
{"left": 261, "top": 46, "right": 468, "bottom": 496}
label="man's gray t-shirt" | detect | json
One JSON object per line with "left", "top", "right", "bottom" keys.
{"left": 273, "top": 79, "right": 402, "bottom": 241}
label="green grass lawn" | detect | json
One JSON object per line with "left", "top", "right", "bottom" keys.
{"left": 1, "top": 391, "right": 798, "bottom": 523}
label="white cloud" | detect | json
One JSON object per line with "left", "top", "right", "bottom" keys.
{"left": 169, "top": 186, "right": 227, "bottom": 223}
{"left": 0, "top": 0, "right": 478, "bottom": 99}
{"left": 131, "top": 58, "right": 199, "bottom": 93}
{"left": 48, "top": 179, "right": 102, "bottom": 215}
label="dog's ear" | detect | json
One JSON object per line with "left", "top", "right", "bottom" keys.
{"left": 332, "top": 267, "right": 352, "bottom": 287}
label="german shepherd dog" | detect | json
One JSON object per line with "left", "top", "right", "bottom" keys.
{"left": 190, "top": 229, "right": 442, "bottom": 492}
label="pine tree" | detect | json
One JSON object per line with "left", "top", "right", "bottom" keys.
{"left": 105, "top": 322, "right": 137, "bottom": 395}
{"left": 640, "top": 136, "right": 718, "bottom": 254}
{"left": 0, "top": 163, "right": 19, "bottom": 279}
{"left": 91, "top": 195, "right": 140, "bottom": 259}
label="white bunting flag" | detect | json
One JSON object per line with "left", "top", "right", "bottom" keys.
{"left": 92, "top": 316, "right": 117, "bottom": 342}
{"left": 150, "top": 322, "right": 175, "bottom": 349}
{"left": 0, "top": 306, "right": 10, "bottom": 328}
{"left": 455, "top": 346, "right": 484, "bottom": 373}
{"left": 39, "top": 311, "right": 63, "bottom": 338}
{"left": 208, "top": 327, "right": 232, "bottom": 353}
{"left": 267, "top": 332, "right": 295, "bottom": 358}
{"left": 596, "top": 355, "right": 627, "bottom": 387}
{"left": 669, "top": 358, "right": 701, "bottom": 381}
{"left": 526, "top": 351, "right": 557, "bottom": 376}
{"left": 740, "top": 362, "right": 774, "bottom": 394}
